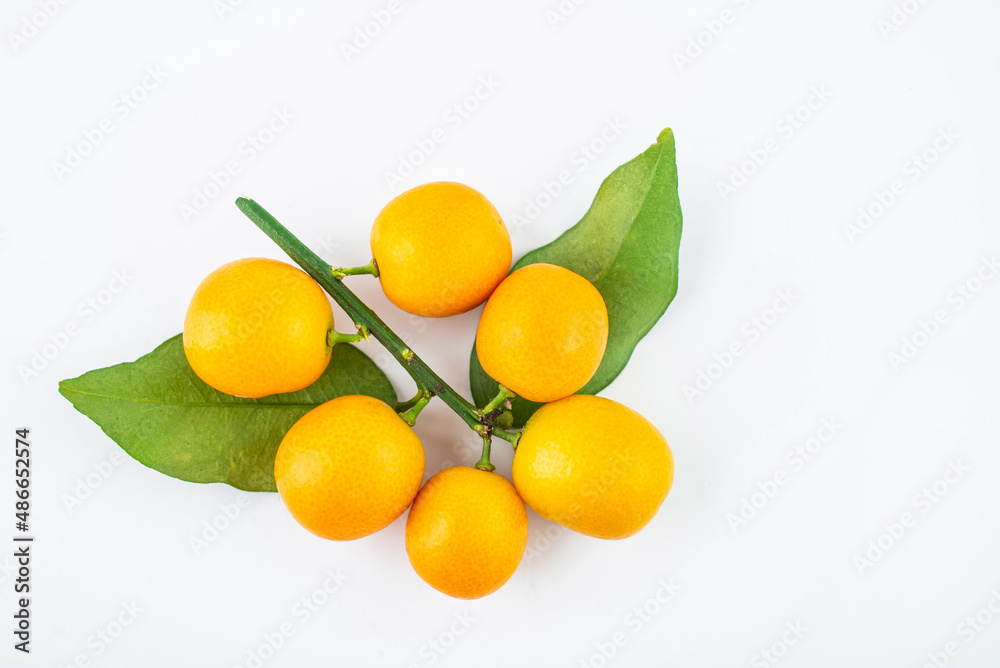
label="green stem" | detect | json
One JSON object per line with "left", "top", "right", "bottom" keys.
{"left": 491, "top": 427, "right": 521, "bottom": 450}
{"left": 327, "top": 326, "right": 369, "bottom": 346}
{"left": 393, "top": 388, "right": 425, "bottom": 414}
{"left": 235, "top": 197, "right": 483, "bottom": 433}
{"left": 475, "top": 434, "right": 495, "bottom": 472}
{"left": 332, "top": 260, "right": 379, "bottom": 279}
{"left": 479, "top": 384, "right": 515, "bottom": 417}
{"left": 398, "top": 390, "right": 433, "bottom": 426}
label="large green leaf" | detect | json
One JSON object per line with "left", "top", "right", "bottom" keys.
{"left": 59, "top": 335, "right": 396, "bottom": 492}
{"left": 471, "top": 128, "right": 683, "bottom": 427}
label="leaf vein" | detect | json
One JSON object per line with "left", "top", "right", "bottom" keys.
{"left": 61, "top": 387, "right": 323, "bottom": 409}
{"left": 593, "top": 137, "right": 672, "bottom": 287}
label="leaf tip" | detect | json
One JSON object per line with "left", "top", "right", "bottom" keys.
{"left": 57, "top": 377, "right": 73, "bottom": 400}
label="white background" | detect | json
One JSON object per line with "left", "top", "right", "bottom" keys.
{"left": 2, "top": 0, "right": 1000, "bottom": 666}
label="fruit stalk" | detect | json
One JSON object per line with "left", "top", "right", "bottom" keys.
{"left": 327, "top": 327, "right": 369, "bottom": 345}
{"left": 489, "top": 426, "right": 521, "bottom": 449}
{"left": 480, "top": 384, "right": 515, "bottom": 415}
{"left": 331, "top": 261, "right": 379, "bottom": 279}
{"left": 397, "top": 389, "right": 433, "bottom": 427}
{"left": 235, "top": 197, "right": 491, "bottom": 436}
{"left": 475, "top": 434, "right": 495, "bottom": 472}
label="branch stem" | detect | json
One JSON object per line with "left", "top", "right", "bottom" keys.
{"left": 235, "top": 197, "right": 483, "bottom": 433}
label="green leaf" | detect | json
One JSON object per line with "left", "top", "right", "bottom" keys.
{"left": 471, "top": 128, "right": 683, "bottom": 427}
{"left": 59, "top": 335, "right": 397, "bottom": 492}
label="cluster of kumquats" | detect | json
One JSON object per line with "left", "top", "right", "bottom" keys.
{"left": 181, "top": 182, "right": 674, "bottom": 599}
